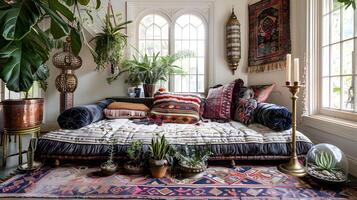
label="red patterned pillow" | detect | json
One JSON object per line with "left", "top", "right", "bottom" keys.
{"left": 250, "top": 83, "right": 275, "bottom": 102}
{"left": 233, "top": 98, "right": 257, "bottom": 125}
{"left": 149, "top": 92, "right": 202, "bottom": 124}
{"left": 203, "top": 81, "right": 235, "bottom": 120}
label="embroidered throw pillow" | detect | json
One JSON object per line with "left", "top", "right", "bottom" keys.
{"left": 149, "top": 92, "right": 202, "bottom": 124}
{"left": 203, "top": 81, "right": 235, "bottom": 120}
{"left": 250, "top": 83, "right": 276, "bottom": 102}
{"left": 234, "top": 98, "right": 258, "bottom": 125}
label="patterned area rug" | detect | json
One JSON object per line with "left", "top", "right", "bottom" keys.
{"left": 0, "top": 165, "right": 356, "bottom": 199}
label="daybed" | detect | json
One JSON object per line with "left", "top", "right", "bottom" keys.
{"left": 36, "top": 115, "right": 313, "bottom": 161}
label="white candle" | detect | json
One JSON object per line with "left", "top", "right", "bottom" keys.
{"left": 286, "top": 54, "right": 291, "bottom": 82}
{"left": 294, "top": 58, "right": 299, "bottom": 82}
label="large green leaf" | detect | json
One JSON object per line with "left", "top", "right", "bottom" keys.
{"left": 70, "top": 27, "right": 82, "bottom": 55}
{"left": 77, "top": 0, "right": 90, "bottom": 6}
{"left": 0, "top": 29, "right": 50, "bottom": 92}
{"left": 33, "top": 64, "right": 49, "bottom": 81}
{"left": 2, "top": 0, "right": 41, "bottom": 40}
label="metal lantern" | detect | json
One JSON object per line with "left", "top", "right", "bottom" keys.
{"left": 226, "top": 8, "right": 241, "bottom": 74}
{"left": 52, "top": 37, "right": 82, "bottom": 112}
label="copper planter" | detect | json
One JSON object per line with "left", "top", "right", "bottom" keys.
{"left": 1, "top": 98, "right": 44, "bottom": 130}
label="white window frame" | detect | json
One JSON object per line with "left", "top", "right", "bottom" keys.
{"left": 307, "top": 0, "right": 357, "bottom": 122}
{"left": 126, "top": 0, "right": 214, "bottom": 94}
{"left": 0, "top": 82, "right": 42, "bottom": 101}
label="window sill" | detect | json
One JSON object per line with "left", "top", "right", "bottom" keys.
{"left": 302, "top": 115, "right": 357, "bottom": 142}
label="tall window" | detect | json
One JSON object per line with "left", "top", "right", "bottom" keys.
{"left": 1, "top": 82, "right": 41, "bottom": 100}
{"left": 138, "top": 13, "right": 206, "bottom": 93}
{"left": 320, "top": 0, "right": 357, "bottom": 117}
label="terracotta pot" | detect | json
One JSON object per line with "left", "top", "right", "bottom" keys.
{"left": 149, "top": 159, "right": 168, "bottom": 178}
{"left": 143, "top": 84, "right": 156, "bottom": 97}
{"left": 1, "top": 98, "right": 44, "bottom": 130}
{"left": 124, "top": 162, "right": 145, "bottom": 174}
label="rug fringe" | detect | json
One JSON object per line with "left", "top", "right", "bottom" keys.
{"left": 248, "top": 60, "right": 286, "bottom": 73}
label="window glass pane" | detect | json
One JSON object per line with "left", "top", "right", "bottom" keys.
{"left": 342, "top": 76, "right": 354, "bottom": 110}
{"left": 174, "top": 14, "right": 205, "bottom": 93}
{"left": 322, "top": 47, "right": 330, "bottom": 76}
{"left": 330, "top": 43, "right": 340, "bottom": 75}
{"left": 331, "top": 77, "right": 341, "bottom": 109}
{"left": 323, "top": 15, "right": 330, "bottom": 46}
{"left": 322, "top": 78, "right": 330, "bottom": 107}
{"left": 331, "top": 10, "right": 341, "bottom": 43}
{"left": 343, "top": 6, "right": 354, "bottom": 40}
{"left": 342, "top": 40, "right": 354, "bottom": 75}
{"left": 198, "top": 75, "right": 205, "bottom": 93}
{"left": 332, "top": 0, "right": 342, "bottom": 11}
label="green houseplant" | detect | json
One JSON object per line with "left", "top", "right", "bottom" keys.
{"left": 148, "top": 134, "right": 173, "bottom": 178}
{"left": 124, "top": 140, "right": 145, "bottom": 174}
{"left": 109, "top": 51, "right": 191, "bottom": 97}
{"left": 0, "top": 0, "right": 96, "bottom": 132}
{"left": 91, "top": 13, "right": 132, "bottom": 72}
{"left": 100, "top": 137, "right": 118, "bottom": 176}
{"left": 176, "top": 145, "right": 211, "bottom": 177}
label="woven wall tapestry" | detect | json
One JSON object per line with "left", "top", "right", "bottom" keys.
{"left": 248, "top": 0, "right": 291, "bottom": 73}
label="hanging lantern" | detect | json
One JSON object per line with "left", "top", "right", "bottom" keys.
{"left": 52, "top": 37, "right": 82, "bottom": 112}
{"left": 226, "top": 8, "right": 241, "bottom": 75}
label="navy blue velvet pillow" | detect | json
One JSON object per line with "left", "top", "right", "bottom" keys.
{"left": 254, "top": 103, "right": 292, "bottom": 131}
{"left": 57, "top": 99, "right": 114, "bottom": 130}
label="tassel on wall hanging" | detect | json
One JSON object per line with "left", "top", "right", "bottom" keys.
{"left": 226, "top": 8, "right": 241, "bottom": 75}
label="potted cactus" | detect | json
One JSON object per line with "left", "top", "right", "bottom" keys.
{"left": 100, "top": 138, "right": 118, "bottom": 176}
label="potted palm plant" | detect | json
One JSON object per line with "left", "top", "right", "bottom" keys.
{"left": 124, "top": 140, "right": 145, "bottom": 174}
{"left": 176, "top": 145, "right": 211, "bottom": 178}
{"left": 148, "top": 135, "right": 173, "bottom": 178}
{"left": 109, "top": 51, "right": 191, "bottom": 97}
{"left": 0, "top": 0, "right": 90, "bottom": 131}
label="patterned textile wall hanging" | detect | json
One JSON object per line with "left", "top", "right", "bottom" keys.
{"left": 248, "top": 0, "right": 291, "bottom": 73}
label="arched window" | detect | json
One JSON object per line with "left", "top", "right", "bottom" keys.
{"left": 137, "top": 13, "right": 206, "bottom": 93}
{"left": 174, "top": 14, "right": 205, "bottom": 93}
{"left": 138, "top": 14, "right": 169, "bottom": 57}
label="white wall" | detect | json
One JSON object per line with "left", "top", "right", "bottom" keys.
{"left": 42, "top": 0, "right": 250, "bottom": 130}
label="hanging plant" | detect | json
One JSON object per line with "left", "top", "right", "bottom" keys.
{"left": 91, "top": 2, "right": 132, "bottom": 72}
{"left": 338, "top": 0, "right": 356, "bottom": 9}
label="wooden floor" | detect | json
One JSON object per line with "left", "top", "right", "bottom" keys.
{"left": 0, "top": 135, "right": 31, "bottom": 179}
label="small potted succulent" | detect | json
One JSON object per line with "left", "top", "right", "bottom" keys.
{"left": 100, "top": 138, "right": 118, "bottom": 176}
{"left": 176, "top": 145, "right": 211, "bottom": 178}
{"left": 148, "top": 135, "right": 173, "bottom": 178}
{"left": 124, "top": 140, "right": 145, "bottom": 174}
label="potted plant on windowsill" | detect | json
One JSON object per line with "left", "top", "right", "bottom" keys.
{"left": 176, "top": 145, "right": 212, "bottom": 178}
{"left": 124, "top": 140, "right": 145, "bottom": 174}
{"left": 148, "top": 135, "right": 173, "bottom": 178}
{"left": 0, "top": 0, "right": 89, "bottom": 131}
{"left": 109, "top": 51, "right": 192, "bottom": 97}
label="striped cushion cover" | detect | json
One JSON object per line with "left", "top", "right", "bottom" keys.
{"left": 104, "top": 109, "right": 147, "bottom": 119}
{"left": 149, "top": 92, "right": 202, "bottom": 124}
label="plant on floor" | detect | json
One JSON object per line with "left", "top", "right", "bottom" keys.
{"left": 338, "top": 0, "right": 356, "bottom": 9}
{"left": 124, "top": 140, "right": 145, "bottom": 174}
{"left": 108, "top": 51, "right": 192, "bottom": 97}
{"left": 148, "top": 134, "right": 174, "bottom": 178}
{"left": 91, "top": 11, "right": 132, "bottom": 72}
{"left": 176, "top": 145, "right": 211, "bottom": 177}
{"left": 100, "top": 137, "right": 118, "bottom": 176}
{"left": 0, "top": 0, "right": 99, "bottom": 138}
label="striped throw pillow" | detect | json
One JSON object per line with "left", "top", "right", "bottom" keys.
{"left": 149, "top": 92, "right": 202, "bottom": 124}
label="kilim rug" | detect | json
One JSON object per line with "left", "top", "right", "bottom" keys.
{"left": 0, "top": 165, "right": 357, "bottom": 199}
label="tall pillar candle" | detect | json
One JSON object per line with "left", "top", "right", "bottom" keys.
{"left": 294, "top": 58, "right": 299, "bottom": 83}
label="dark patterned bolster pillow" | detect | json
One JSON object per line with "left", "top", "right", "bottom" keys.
{"left": 254, "top": 103, "right": 292, "bottom": 131}
{"left": 57, "top": 99, "right": 114, "bottom": 130}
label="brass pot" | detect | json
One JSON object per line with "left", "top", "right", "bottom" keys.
{"left": 179, "top": 162, "right": 207, "bottom": 178}
{"left": 149, "top": 159, "right": 168, "bottom": 178}
{"left": 143, "top": 84, "right": 156, "bottom": 97}
{"left": 123, "top": 162, "right": 145, "bottom": 174}
{"left": 1, "top": 98, "right": 44, "bottom": 130}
